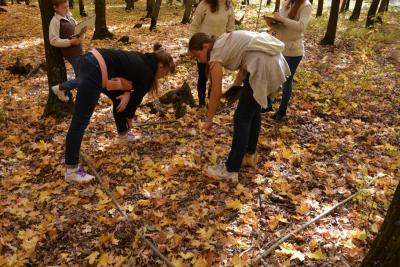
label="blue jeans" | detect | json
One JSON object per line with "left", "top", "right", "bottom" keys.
{"left": 226, "top": 76, "right": 261, "bottom": 172}
{"left": 62, "top": 55, "right": 81, "bottom": 90}
{"left": 197, "top": 61, "right": 207, "bottom": 106}
{"left": 275, "top": 56, "right": 302, "bottom": 115}
{"left": 65, "top": 53, "right": 102, "bottom": 166}
{"left": 65, "top": 53, "right": 136, "bottom": 166}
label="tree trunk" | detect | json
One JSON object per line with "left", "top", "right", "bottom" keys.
{"left": 316, "top": 0, "right": 323, "bottom": 17}
{"left": 274, "top": 0, "right": 280, "bottom": 12}
{"left": 320, "top": 0, "right": 340, "bottom": 45}
{"left": 309, "top": 0, "right": 313, "bottom": 4}
{"left": 150, "top": 0, "right": 162, "bottom": 31}
{"left": 376, "top": 0, "right": 389, "bottom": 23}
{"left": 125, "top": 0, "right": 134, "bottom": 10}
{"left": 38, "top": 0, "right": 74, "bottom": 117}
{"left": 25, "top": 0, "right": 29, "bottom": 5}
{"left": 79, "top": 0, "right": 87, "bottom": 16}
{"left": 181, "top": 0, "right": 193, "bottom": 24}
{"left": 366, "top": 0, "right": 381, "bottom": 27}
{"left": 69, "top": 0, "right": 73, "bottom": 9}
{"left": 146, "top": 0, "right": 154, "bottom": 18}
{"left": 93, "top": 0, "right": 113, "bottom": 39}
{"left": 266, "top": 0, "right": 271, "bottom": 6}
{"left": 340, "top": 0, "right": 347, "bottom": 12}
{"left": 0, "top": 0, "right": 6, "bottom": 6}
{"left": 349, "top": 0, "right": 363, "bottom": 20}
{"left": 345, "top": 0, "right": 350, "bottom": 11}
{"left": 360, "top": 183, "right": 400, "bottom": 266}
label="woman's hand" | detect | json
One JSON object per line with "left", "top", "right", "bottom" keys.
{"left": 273, "top": 12, "right": 285, "bottom": 22}
{"left": 70, "top": 37, "right": 81, "bottom": 46}
{"left": 116, "top": 92, "right": 130, "bottom": 112}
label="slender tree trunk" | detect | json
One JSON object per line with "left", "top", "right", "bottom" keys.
{"left": 360, "top": 183, "right": 400, "bottom": 266}
{"left": 38, "top": 0, "right": 74, "bottom": 117}
{"left": 93, "top": 0, "right": 113, "bottom": 39}
{"left": 125, "top": 0, "right": 134, "bottom": 10}
{"left": 150, "top": 0, "right": 162, "bottom": 31}
{"left": 340, "top": 0, "right": 348, "bottom": 12}
{"left": 376, "top": 0, "right": 389, "bottom": 23}
{"left": 320, "top": 0, "right": 340, "bottom": 45}
{"left": 69, "top": 0, "right": 73, "bottom": 9}
{"left": 309, "top": 0, "right": 313, "bottom": 4}
{"left": 366, "top": 0, "right": 381, "bottom": 27}
{"left": 274, "top": 0, "right": 280, "bottom": 12}
{"left": 146, "top": 0, "right": 154, "bottom": 18}
{"left": 349, "top": 0, "right": 363, "bottom": 20}
{"left": 0, "top": 0, "right": 6, "bottom": 6}
{"left": 25, "top": 0, "right": 29, "bottom": 5}
{"left": 345, "top": 0, "right": 350, "bottom": 11}
{"left": 316, "top": 0, "right": 324, "bottom": 17}
{"left": 181, "top": 0, "right": 193, "bottom": 24}
{"left": 79, "top": 0, "right": 87, "bottom": 16}
{"left": 266, "top": 0, "right": 271, "bottom": 6}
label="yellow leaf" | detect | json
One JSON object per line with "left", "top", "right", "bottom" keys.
{"left": 16, "top": 150, "right": 26, "bottom": 159}
{"left": 196, "top": 227, "right": 214, "bottom": 241}
{"left": 97, "top": 252, "right": 109, "bottom": 266}
{"left": 193, "top": 256, "right": 207, "bottom": 267}
{"left": 172, "top": 258, "right": 186, "bottom": 267}
{"left": 38, "top": 191, "right": 50, "bottom": 203}
{"left": 179, "top": 252, "right": 195, "bottom": 260}
{"left": 225, "top": 198, "right": 242, "bottom": 210}
{"left": 281, "top": 148, "right": 293, "bottom": 160}
{"left": 85, "top": 251, "right": 99, "bottom": 264}
{"left": 306, "top": 249, "right": 324, "bottom": 260}
{"left": 279, "top": 126, "right": 293, "bottom": 135}
{"left": 115, "top": 256, "right": 128, "bottom": 267}
{"left": 232, "top": 255, "right": 247, "bottom": 267}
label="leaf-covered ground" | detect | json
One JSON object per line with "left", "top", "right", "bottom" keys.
{"left": 0, "top": 2, "right": 399, "bottom": 266}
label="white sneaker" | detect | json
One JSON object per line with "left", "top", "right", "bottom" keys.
{"left": 51, "top": 84, "right": 69, "bottom": 102}
{"left": 204, "top": 164, "right": 239, "bottom": 183}
{"left": 118, "top": 131, "right": 141, "bottom": 143}
{"left": 241, "top": 153, "right": 258, "bottom": 168}
{"left": 65, "top": 166, "right": 94, "bottom": 183}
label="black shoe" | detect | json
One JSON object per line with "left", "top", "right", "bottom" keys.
{"left": 272, "top": 112, "right": 285, "bottom": 121}
{"left": 261, "top": 106, "right": 273, "bottom": 113}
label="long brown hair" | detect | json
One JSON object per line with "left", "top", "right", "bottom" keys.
{"left": 204, "top": 0, "right": 232, "bottom": 13}
{"left": 188, "top": 32, "right": 218, "bottom": 52}
{"left": 150, "top": 43, "right": 175, "bottom": 96}
{"left": 286, "top": 0, "right": 306, "bottom": 20}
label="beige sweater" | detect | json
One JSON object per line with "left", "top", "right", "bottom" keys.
{"left": 271, "top": 0, "right": 312, "bottom": 57}
{"left": 189, "top": 0, "right": 235, "bottom": 36}
{"left": 49, "top": 13, "right": 76, "bottom": 48}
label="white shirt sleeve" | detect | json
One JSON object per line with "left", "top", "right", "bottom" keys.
{"left": 49, "top": 17, "right": 71, "bottom": 48}
{"left": 282, "top": 5, "right": 312, "bottom": 33}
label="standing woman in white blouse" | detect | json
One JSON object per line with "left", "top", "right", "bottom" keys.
{"left": 190, "top": 0, "right": 235, "bottom": 107}
{"left": 265, "top": 0, "right": 312, "bottom": 120}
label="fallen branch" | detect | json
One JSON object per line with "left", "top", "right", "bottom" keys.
{"left": 80, "top": 152, "right": 175, "bottom": 267}
{"left": 250, "top": 188, "right": 368, "bottom": 266}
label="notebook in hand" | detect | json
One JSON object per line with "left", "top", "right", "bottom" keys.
{"left": 74, "top": 15, "right": 96, "bottom": 36}
{"left": 263, "top": 16, "right": 282, "bottom": 25}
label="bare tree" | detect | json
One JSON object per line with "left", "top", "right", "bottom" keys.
{"left": 320, "top": 0, "right": 340, "bottom": 45}
{"left": 0, "top": 0, "right": 7, "bottom": 6}
{"left": 366, "top": 0, "right": 381, "bottom": 27}
{"left": 376, "top": 0, "right": 389, "bottom": 23}
{"left": 181, "top": 0, "right": 193, "bottom": 24}
{"left": 360, "top": 183, "right": 400, "bottom": 266}
{"left": 125, "top": 0, "right": 134, "bottom": 10}
{"left": 93, "top": 0, "right": 113, "bottom": 39}
{"left": 150, "top": 0, "right": 162, "bottom": 30}
{"left": 38, "top": 0, "right": 74, "bottom": 117}
{"left": 274, "top": 0, "right": 280, "bottom": 12}
{"left": 349, "top": 0, "right": 363, "bottom": 20}
{"left": 316, "top": 0, "right": 323, "bottom": 17}
{"left": 78, "top": 0, "right": 87, "bottom": 17}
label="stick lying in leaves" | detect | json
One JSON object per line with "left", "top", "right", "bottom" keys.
{"left": 80, "top": 152, "right": 175, "bottom": 267}
{"left": 250, "top": 188, "right": 369, "bottom": 266}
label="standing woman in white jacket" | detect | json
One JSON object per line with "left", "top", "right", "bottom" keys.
{"left": 265, "top": 0, "right": 312, "bottom": 120}
{"left": 189, "top": 0, "right": 235, "bottom": 107}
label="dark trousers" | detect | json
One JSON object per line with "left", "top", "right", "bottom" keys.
{"left": 65, "top": 53, "right": 130, "bottom": 166}
{"left": 197, "top": 61, "right": 208, "bottom": 106}
{"left": 226, "top": 76, "right": 261, "bottom": 172}
{"left": 102, "top": 89, "right": 134, "bottom": 134}
{"left": 272, "top": 55, "right": 303, "bottom": 115}
{"left": 62, "top": 55, "right": 82, "bottom": 90}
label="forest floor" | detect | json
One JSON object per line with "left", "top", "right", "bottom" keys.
{"left": 0, "top": 2, "right": 399, "bottom": 266}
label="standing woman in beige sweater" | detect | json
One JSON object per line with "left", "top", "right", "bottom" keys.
{"left": 189, "top": 0, "right": 235, "bottom": 107}
{"left": 265, "top": 0, "right": 312, "bottom": 120}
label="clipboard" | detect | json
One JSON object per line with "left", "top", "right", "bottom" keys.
{"left": 74, "top": 15, "right": 96, "bottom": 35}
{"left": 263, "top": 15, "right": 282, "bottom": 25}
